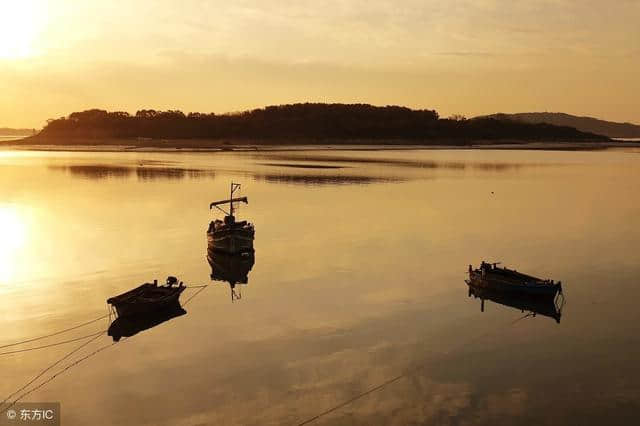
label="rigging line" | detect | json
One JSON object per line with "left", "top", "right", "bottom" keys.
{"left": 509, "top": 312, "right": 535, "bottom": 325}
{"left": 0, "top": 330, "right": 107, "bottom": 357}
{"left": 0, "top": 331, "right": 106, "bottom": 412}
{"left": 1, "top": 336, "right": 125, "bottom": 415}
{"left": 294, "top": 312, "right": 537, "bottom": 426}
{"left": 183, "top": 285, "right": 208, "bottom": 306}
{"left": 0, "top": 314, "right": 110, "bottom": 350}
{"left": 186, "top": 284, "right": 208, "bottom": 289}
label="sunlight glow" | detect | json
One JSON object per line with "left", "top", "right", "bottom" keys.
{"left": 0, "top": 206, "right": 27, "bottom": 282}
{"left": 0, "top": 0, "right": 47, "bottom": 59}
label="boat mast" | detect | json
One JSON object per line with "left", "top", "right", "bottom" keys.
{"left": 209, "top": 182, "right": 247, "bottom": 215}
{"left": 230, "top": 182, "right": 234, "bottom": 218}
{"left": 229, "top": 182, "right": 241, "bottom": 217}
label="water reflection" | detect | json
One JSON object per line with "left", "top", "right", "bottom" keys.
{"left": 258, "top": 162, "right": 346, "bottom": 169}
{"left": 49, "top": 165, "right": 215, "bottom": 180}
{"left": 3, "top": 149, "right": 639, "bottom": 425}
{"left": 0, "top": 205, "right": 27, "bottom": 283}
{"left": 136, "top": 168, "right": 216, "bottom": 180}
{"left": 49, "top": 163, "right": 405, "bottom": 186}
{"left": 108, "top": 301, "right": 187, "bottom": 342}
{"left": 207, "top": 251, "right": 255, "bottom": 302}
{"left": 49, "top": 164, "right": 132, "bottom": 179}
{"left": 467, "top": 285, "right": 565, "bottom": 323}
{"left": 252, "top": 173, "right": 405, "bottom": 186}
{"left": 253, "top": 153, "right": 532, "bottom": 171}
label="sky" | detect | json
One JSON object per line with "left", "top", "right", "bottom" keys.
{"left": 0, "top": 0, "right": 639, "bottom": 128}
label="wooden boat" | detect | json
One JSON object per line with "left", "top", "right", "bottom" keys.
{"left": 108, "top": 301, "right": 187, "bottom": 341}
{"left": 107, "top": 276, "right": 186, "bottom": 318}
{"left": 466, "top": 261, "right": 561, "bottom": 297}
{"left": 207, "top": 182, "right": 255, "bottom": 254}
{"left": 467, "top": 285, "right": 564, "bottom": 323}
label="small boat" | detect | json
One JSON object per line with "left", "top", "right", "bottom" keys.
{"left": 466, "top": 261, "right": 561, "bottom": 297}
{"left": 107, "top": 276, "right": 186, "bottom": 318}
{"left": 207, "top": 182, "right": 255, "bottom": 254}
{"left": 108, "top": 301, "right": 187, "bottom": 341}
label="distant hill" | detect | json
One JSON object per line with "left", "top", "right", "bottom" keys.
{"left": 28, "top": 104, "right": 607, "bottom": 145}
{"left": 481, "top": 113, "right": 640, "bottom": 139}
{"left": 0, "top": 127, "right": 36, "bottom": 136}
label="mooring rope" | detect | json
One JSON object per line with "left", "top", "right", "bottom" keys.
{"left": 296, "top": 373, "right": 407, "bottom": 426}
{"left": 0, "top": 283, "right": 210, "bottom": 414}
{"left": 0, "top": 284, "right": 207, "bottom": 352}
{"left": 0, "top": 314, "right": 110, "bottom": 350}
{"left": 0, "top": 331, "right": 107, "bottom": 357}
{"left": 294, "top": 312, "right": 537, "bottom": 426}
{"left": 183, "top": 285, "right": 209, "bottom": 306}
{"left": 0, "top": 333, "right": 115, "bottom": 415}
{"left": 1, "top": 336, "right": 123, "bottom": 415}
{"left": 0, "top": 332, "right": 106, "bottom": 413}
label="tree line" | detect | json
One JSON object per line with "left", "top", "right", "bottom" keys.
{"left": 38, "top": 103, "right": 606, "bottom": 142}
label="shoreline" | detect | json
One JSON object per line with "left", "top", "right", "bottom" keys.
{"left": 1, "top": 137, "right": 639, "bottom": 153}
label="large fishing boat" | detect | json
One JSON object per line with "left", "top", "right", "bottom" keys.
{"left": 466, "top": 261, "right": 562, "bottom": 297}
{"left": 207, "top": 182, "right": 255, "bottom": 254}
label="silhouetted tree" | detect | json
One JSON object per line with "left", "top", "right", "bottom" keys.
{"left": 38, "top": 103, "right": 605, "bottom": 143}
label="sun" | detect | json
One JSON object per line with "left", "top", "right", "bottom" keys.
{"left": 0, "top": 0, "right": 47, "bottom": 59}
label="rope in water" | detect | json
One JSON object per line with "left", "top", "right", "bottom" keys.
{"left": 0, "top": 331, "right": 107, "bottom": 356}
{"left": 0, "top": 285, "right": 207, "bottom": 352}
{"left": 0, "top": 284, "right": 209, "bottom": 414}
{"left": 0, "top": 332, "right": 106, "bottom": 413}
{"left": 4, "top": 337, "right": 122, "bottom": 413}
{"left": 1, "top": 336, "right": 123, "bottom": 415}
{"left": 183, "top": 285, "right": 209, "bottom": 306}
{"left": 294, "top": 311, "right": 536, "bottom": 426}
{"left": 0, "top": 314, "right": 110, "bottom": 350}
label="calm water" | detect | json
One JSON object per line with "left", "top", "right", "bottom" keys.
{"left": 0, "top": 148, "right": 639, "bottom": 425}
{"left": 0, "top": 136, "right": 26, "bottom": 142}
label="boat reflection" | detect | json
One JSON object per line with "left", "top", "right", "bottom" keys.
{"left": 207, "top": 250, "right": 255, "bottom": 302}
{"left": 467, "top": 285, "right": 565, "bottom": 323}
{"left": 107, "top": 301, "right": 187, "bottom": 342}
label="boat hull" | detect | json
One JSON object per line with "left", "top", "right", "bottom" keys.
{"left": 108, "top": 284, "right": 186, "bottom": 318}
{"left": 467, "top": 271, "right": 561, "bottom": 297}
{"left": 207, "top": 222, "right": 255, "bottom": 254}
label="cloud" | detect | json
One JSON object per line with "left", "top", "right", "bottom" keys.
{"left": 433, "top": 51, "right": 499, "bottom": 57}
{"left": 1, "top": 0, "right": 638, "bottom": 127}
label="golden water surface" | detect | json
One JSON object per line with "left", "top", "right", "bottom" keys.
{"left": 0, "top": 148, "right": 639, "bottom": 425}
